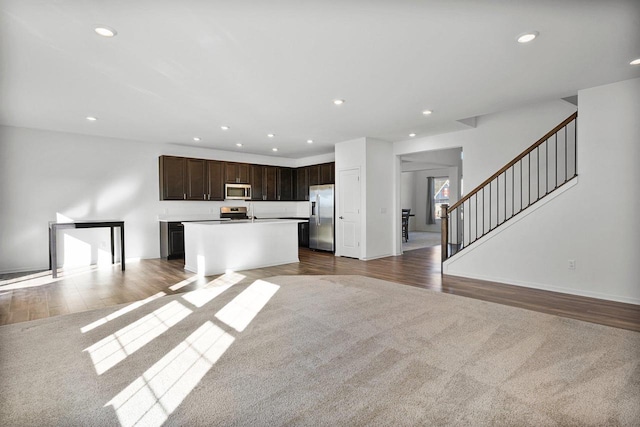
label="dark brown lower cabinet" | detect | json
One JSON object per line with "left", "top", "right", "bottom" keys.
{"left": 160, "top": 222, "right": 185, "bottom": 259}
{"left": 298, "top": 221, "right": 309, "bottom": 247}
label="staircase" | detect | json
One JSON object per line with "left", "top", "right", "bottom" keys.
{"left": 441, "top": 112, "right": 578, "bottom": 262}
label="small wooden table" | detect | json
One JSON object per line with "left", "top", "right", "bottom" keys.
{"left": 48, "top": 220, "right": 125, "bottom": 278}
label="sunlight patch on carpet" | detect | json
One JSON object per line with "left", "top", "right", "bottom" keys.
{"left": 84, "top": 301, "right": 192, "bottom": 375}
{"left": 81, "top": 292, "right": 167, "bottom": 333}
{"left": 215, "top": 279, "right": 280, "bottom": 332}
{"left": 105, "top": 279, "right": 279, "bottom": 426}
{"left": 106, "top": 321, "right": 235, "bottom": 427}
{"left": 181, "top": 272, "right": 245, "bottom": 308}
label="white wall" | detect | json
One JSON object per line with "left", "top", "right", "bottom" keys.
{"left": 335, "top": 138, "right": 366, "bottom": 259}
{"left": 294, "top": 152, "right": 335, "bottom": 167}
{"left": 334, "top": 137, "right": 394, "bottom": 260}
{"left": 395, "top": 100, "right": 577, "bottom": 191}
{"left": 393, "top": 99, "right": 576, "bottom": 255}
{"left": 400, "top": 171, "right": 415, "bottom": 222}
{"left": 400, "top": 148, "right": 463, "bottom": 234}
{"left": 0, "top": 126, "right": 311, "bottom": 273}
{"left": 443, "top": 78, "right": 640, "bottom": 304}
{"left": 364, "top": 138, "right": 394, "bottom": 260}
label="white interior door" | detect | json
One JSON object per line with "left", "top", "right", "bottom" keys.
{"left": 338, "top": 168, "right": 361, "bottom": 258}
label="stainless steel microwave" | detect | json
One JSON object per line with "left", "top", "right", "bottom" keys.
{"left": 225, "top": 183, "right": 251, "bottom": 200}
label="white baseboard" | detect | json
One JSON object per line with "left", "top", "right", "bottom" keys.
{"left": 0, "top": 256, "right": 158, "bottom": 276}
{"left": 361, "top": 253, "right": 394, "bottom": 261}
{"left": 0, "top": 264, "right": 51, "bottom": 275}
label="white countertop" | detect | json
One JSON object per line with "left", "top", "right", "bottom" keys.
{"left": 159, "top": 215, "right": 309, "bottom": 222}
{"left": 158, "top": 215, "right": 223, "bottom": 222}
{"left": 185, "top": 219, "right": 305, "bottom": 226}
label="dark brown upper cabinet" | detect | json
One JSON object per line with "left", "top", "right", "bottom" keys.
{"left": 160, "top": 156, "right": 333, "bottom": 202}
{"left": 160, "top": 156, "right": 224, "bottom": 201}
{"left": 186, "top": 158, "right": 207, "bottom": 200}
{"left": 303, "top": 162, "right": 334, "bottom": 194}
{"left": 207, "top": 160, "right": 224, "bottom": 201}
{"left": 263, "top": 166, "right": 278, "bottom": 201}
{"left": 320, "top": 162, "right": 335, "bottom": 184}
{"left": 249, "top": 165, "right": 276, "bottom": 201}
{"left": 159, "top": 156, "right": 187, "bottom": 200}
{"left": 250, "top": 164, "right": 264, "bottom": 201}
{"left": 250, "top": 166, "right": 293, "bottom": 201}
{"left": 225, "top": 162, "right": 250, "bottom": 183}
{"left": 277, "top": 167, "right": 294, "bottom": 201}
{"left": 294, "top": 167, "right": 309, "bottom": 201}
{"left": 308, "top": 164, "right": 321, "bottom": 187}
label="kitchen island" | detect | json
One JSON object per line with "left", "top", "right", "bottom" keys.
{"left": 183, "top": 219, "right": 305, "bottom": 276}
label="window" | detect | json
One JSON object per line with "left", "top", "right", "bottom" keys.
{"left": 434, "top": 177, "right": 449, "bottom": 219}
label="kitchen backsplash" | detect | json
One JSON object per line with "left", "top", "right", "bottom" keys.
{"left": 157, "top": 200, "right": 310, "bottom": 220}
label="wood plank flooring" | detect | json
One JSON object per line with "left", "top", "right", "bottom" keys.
{"left": 1, "top": 247, "right": 638, "bottom": 331}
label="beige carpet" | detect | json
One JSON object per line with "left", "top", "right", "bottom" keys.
{"left": 1, "top": 275, "right": 638, "bottom": 426}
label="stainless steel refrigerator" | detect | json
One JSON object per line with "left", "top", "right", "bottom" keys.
{"left": 309, "top": 184, "right": 335, "bottom": 252}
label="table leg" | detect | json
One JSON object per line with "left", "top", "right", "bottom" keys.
{"left": 110, "top": 226, "right": 115, "bottom": 265}
{"left": 50, "top": 226, "right": 57, "bottom": 279}
{"left": 120, "top": 225, "right": 125, "bottom": 271}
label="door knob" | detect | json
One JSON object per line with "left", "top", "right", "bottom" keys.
{"left": 339, "top": 216, "right": 344, "bottom": 219}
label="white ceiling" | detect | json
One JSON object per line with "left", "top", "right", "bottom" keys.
{"left": 1, "top": 0, "right": 639, "bottom": 159}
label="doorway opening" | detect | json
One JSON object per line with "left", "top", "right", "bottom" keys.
{"left": 399, "top": 147, "right": 463, "bottom": 252}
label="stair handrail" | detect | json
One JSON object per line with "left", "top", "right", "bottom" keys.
{"left": 448, "top": 112, "right": 577, "bottom": 212}
{"left": 442, "top": 111, "right": 578, "bottom": 264}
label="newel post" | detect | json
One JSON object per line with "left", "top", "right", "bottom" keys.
{"left": 440, "top": 204, "right": 449, "bottom": 266}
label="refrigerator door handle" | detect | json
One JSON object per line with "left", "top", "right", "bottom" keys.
{"left": 315, "top": 194, "right": 320, "bottom": 226}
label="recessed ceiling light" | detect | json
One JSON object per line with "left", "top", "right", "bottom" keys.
{"left": 630, "top": 58, "right": 640, "bottom": 65}
{"left": 221, "top": 126, "right": 230, "bottom": 130}
{"left": 236, "top": 143, "right": 243, "bottom": 147}
{"left": 267, "top": 133, "right": 275, "bottom": 138}
{"left": 517, "top": 31, "right": 539, "bottom": 43}
{"left": 86, "top": 116, "right": 97, "bottom": 121}
{"left": 307, "top": 139, "right": 313, "bottom": 144}
{"left": 333, "top": 99, "right": 345, "bottom": 105}
{"left": 193, "top": 137, "right": 201, "bottom": 142}
{"left": 409, "top": 133, "right": 416, "bottom": 137}
{"left": 422, "top": 110, "right": 433, "bottom": 116}
{"left": 94, "top": 26, "right": 117, "bottom": 37}
{"left": 272, "top": 148, "right": 278, "bottom": 152}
